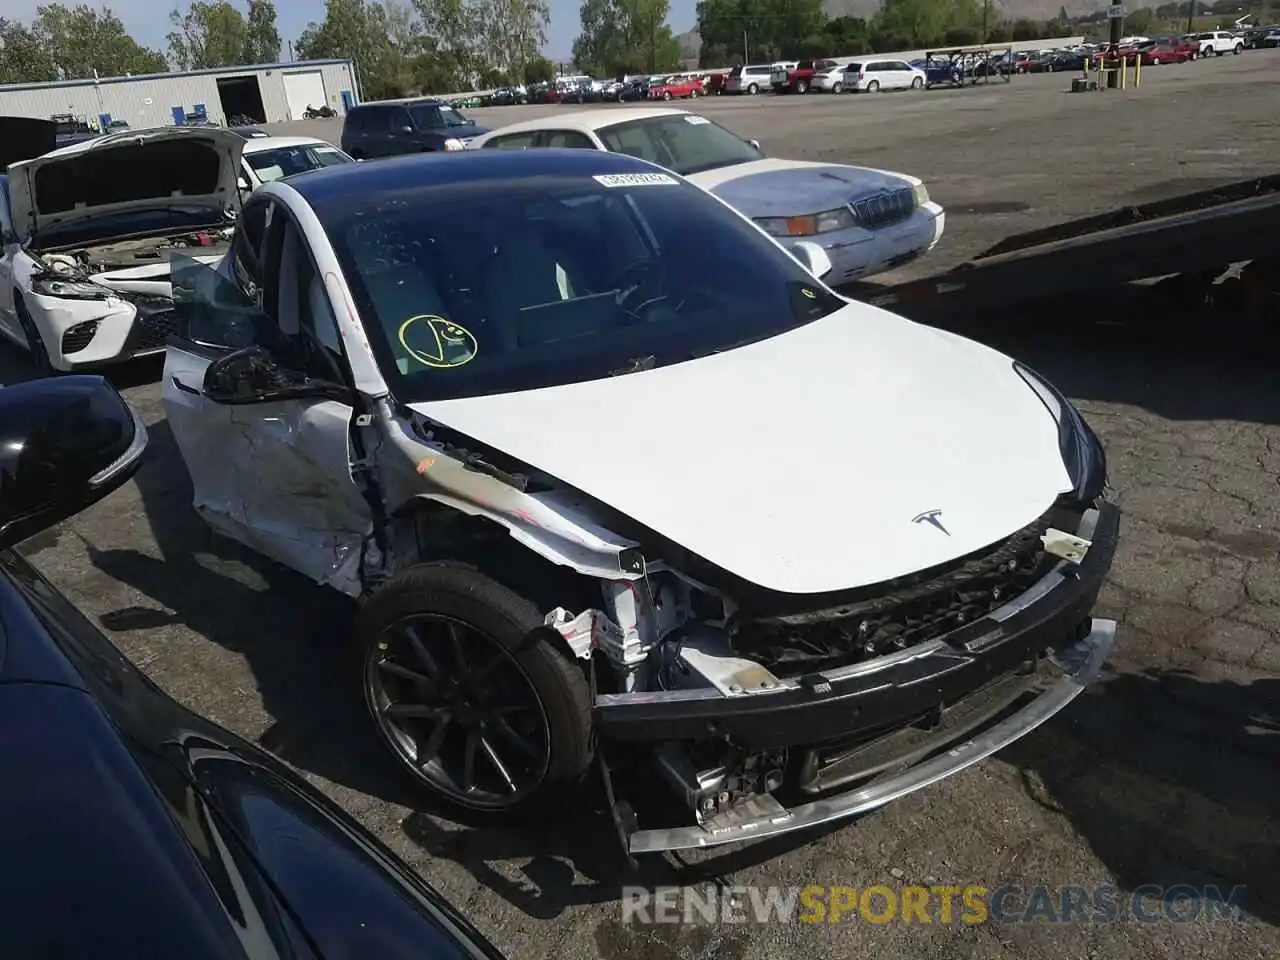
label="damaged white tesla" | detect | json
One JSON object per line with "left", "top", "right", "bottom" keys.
{"left": 0, "top": 122, "right": 242, "bottom": 373}
{"left": 161, "top": 147, "right": 1120, "bottom": 857}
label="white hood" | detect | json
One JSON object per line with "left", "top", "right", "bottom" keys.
{"left": 411, "top": 304, "right": 1074, "bottom": 595}
{"left": 8, "top": 127, "right": 245, "bottom": 243}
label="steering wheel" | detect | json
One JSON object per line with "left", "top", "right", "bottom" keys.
{"left": 602, "top": 259, "right": 672, "bottom": 321}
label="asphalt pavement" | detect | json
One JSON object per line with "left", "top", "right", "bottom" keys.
{"left": 6, "top": 49, "right": 1279, "bottom": 960}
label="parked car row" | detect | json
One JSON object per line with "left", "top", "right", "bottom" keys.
{"left": 0, "top": 112, "right": 1120, "bottom": 875}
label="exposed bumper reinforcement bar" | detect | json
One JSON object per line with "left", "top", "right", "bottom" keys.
{"left": 626, "top": 617, "right": 1116, "bottom": 854}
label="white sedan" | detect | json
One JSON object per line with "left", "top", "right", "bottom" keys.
{"left": 158, "top": 147, "right": 1116, "bottom": 854}
{"left": 0, "top": 125, "right": 242, "bottom": 373}
{"left": 237, "top": 135, "right": 354, "bottom": 202}
{"left": 467, "top": 107, "right": 944, "bottom": 285}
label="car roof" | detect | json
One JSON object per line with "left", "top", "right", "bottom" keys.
{"left": 475, "top": 106, "right": 689, "bottom": 140}
{"left": 242, "top": 135, "right": 339, "bottom": 153}
{"left": 287, "top": 146, "right": 678, "bottom": 209}
{"left": 352, "top": 97, "right": 441, "bottom": 109}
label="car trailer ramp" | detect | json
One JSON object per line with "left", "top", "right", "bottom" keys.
{"left": 864, "top": 174, "right": 1280, "bottom": 323}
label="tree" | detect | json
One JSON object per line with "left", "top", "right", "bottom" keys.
{"left": 0, "top": 18, "right": 59, "bottom": 83}
{"left": 573, "top": 0, "right": 682, "bottom": 76}
{"left": 244, "top": 1, "right": 281, "bottom": 63}
{"left": 168, "top": 2, "right": 249, "bottom": 69}
{"left": 167, "top": 1, "right": 280, "bottom": 70}
{"left": 24, "top": 4, "right": 168, "bottom": 79}
{"left": 697, "top": 0, "right": 825, "bottom": 65}
{"left": 297, "top": 0, "right": 407, "bottom": 98}
{"left": 523, "top": 54, "right": 555, "bottom": 83}
{"left": 473, "top": 0, "right": 550, "bottom": 79}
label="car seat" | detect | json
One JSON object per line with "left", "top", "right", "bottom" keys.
{"left": 479, "top": 223, "right": 578, "bottom": 348}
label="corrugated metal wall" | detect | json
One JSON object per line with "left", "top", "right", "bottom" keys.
{"left": 0, "top": 60, "right": 360, "bottom": 129}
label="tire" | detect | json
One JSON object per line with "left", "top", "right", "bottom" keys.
{"left": 1234, "top": 43, "right": 1243, "bottom": 55}
{"left": 689, "top": 88, "right": 698, "bottom": 98}
{"left": 831, "top": 82, "right": 843, "bottom": 94}
{"left": 747, "top": 82, "right": 758, "bottom": 95}
{"left": 796, "top": 80, "right": 809, "bottom": 94}
{"left": 663, "top": 90, "right": 672, "bottom": 100}
{"left": 1151, "top": 57, "right": 1160, "bottom": 65}
{"left": 911, "top": 76, "right": 923, "bottom": 89}
{"left": 15, "top": 293, "right": 55, "bottom": 377}
{"left": 1216, "top": 49, "right": 1224, "bottom": 56}
{"left": 357, "top": 561, "right": 592, "bottom": 819}
{"left": 867, "top": 80, "right": 880, "bottom": 93}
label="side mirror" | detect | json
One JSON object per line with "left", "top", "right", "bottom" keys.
{"left": 790, "top": 240, "right": 834, "bottom": 281}
{"left": 0, "top": 376, "right": 147, "bottom": 548}
{"left": 202, "top": 346, "right": 350, "bottom": 405}
{"left": 747, "top": 138, "right": 762, "bottom": 152}
{"left": 399, "top": 125, "right": 414, "bottom": 133}
{"left": 237, "top": 174, "right": 250, "bottom": 192}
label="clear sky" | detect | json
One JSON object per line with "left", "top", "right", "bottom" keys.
{"left": 7, "top": 0, "right": 697, "bottom": 62}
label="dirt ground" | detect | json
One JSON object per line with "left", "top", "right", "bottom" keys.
{"left": 6, "top": 49, "right": 1279, "bottom": 960}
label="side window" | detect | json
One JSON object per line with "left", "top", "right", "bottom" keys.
{"left": 406, "top": 106, "right": 433, "bottom": 129}
{"left": 364, "top": 107, "right": 388, "bottom": 132}
{"left": 541, "top": 130, "right": 596, "bottom": 149}
{"left": 0, "top": 176, "right": 12, "bottom": 237}
{"left": 275, "top": 220, "right": 349, "bottom": 384}
{"left": 231, "top": 199, "right": 272, "bottom": 297}
{"left": 484, "top": 133, "right": 538, "bottom": 150}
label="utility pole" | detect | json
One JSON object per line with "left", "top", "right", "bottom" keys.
{"left": 1108, "top": 3, "right": 1123, "bottom": 88}
{"left": 650, "top": 15, "right": 656, "bottom": 72}
{"left": 982, "top": 0, "right": 989, "bottom": 43}
{"left": 1186, "top": 1, "right": 1195, "bottom": 33}
{"left": 743, "top": 29, "right": 749, "bottom": 64}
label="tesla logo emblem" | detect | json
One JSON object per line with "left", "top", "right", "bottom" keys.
{"left": 912, "top": 509, "right": 950, "bottom": 536}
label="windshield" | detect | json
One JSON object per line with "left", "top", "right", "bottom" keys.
{"left": 596, "top": 115, "right": 762, "bottom": 177}
{"left": 247, "top": 143, "right": 351, "bottom": 182}
{"left": 323, "top": 174, "right": 843, "bottom": 402}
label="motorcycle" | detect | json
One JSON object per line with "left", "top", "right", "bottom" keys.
{"left": 303, "top": 104, "right": 336, "bottom": 119}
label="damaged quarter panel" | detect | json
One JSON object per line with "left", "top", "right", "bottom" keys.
{"left": 378, "top": 407, "right": 643, "bottom": 582}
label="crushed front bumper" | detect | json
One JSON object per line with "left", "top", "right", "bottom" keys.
{"left": 598, "top": 502, "right": 1120, "bottom": 854}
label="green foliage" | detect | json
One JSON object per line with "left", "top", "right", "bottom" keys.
{"left": 167, "top": 1, "right": 281, "bottom": 69}
{"left": 0, "top": 4, "right": 169, "bottom": 83}
{"left": 573, "top": 0, "right": 683, "bottom": 77}
{"left": 294, "top": 0, "right": 548, "bottom": 97}
{"left": 696, "top": 0, "right": 825, "bottom": 65}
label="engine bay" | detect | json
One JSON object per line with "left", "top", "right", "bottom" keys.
{"left": 40, "top": 232, "right": 231, "bottom": 281}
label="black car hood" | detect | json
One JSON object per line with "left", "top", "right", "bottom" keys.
{"left": 0, "top": 116, "right": 56, "bottom": 170}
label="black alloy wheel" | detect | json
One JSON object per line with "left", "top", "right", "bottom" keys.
{"left": 365, "top": 613, "right": 552, "bottom": 810}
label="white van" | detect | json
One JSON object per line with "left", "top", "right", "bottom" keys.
{"left": 843, "top": 58, "right": 927, "bottom": 93}
{"left": 724, "top": 64, "right": 774, "bottom": 95}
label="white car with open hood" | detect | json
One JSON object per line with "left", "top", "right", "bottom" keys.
{"left": 160, "top": 147, "right": 1119, "bottom": 857}
{"left": 467, "top": 107, "right": 945, "bottom": 285}
{"left": 0, "top": 122, "right": 243, "bottom": 372}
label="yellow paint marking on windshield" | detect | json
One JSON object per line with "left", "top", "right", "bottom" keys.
{"left": 398, "top": 315, "right": 477, "bottom": 369}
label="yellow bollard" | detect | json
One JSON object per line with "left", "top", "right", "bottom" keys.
{"left": 1135, "top": 55, "right": 1141, "bottom": 87}
{"left": 1120, "top": 56, "right": 1127, "bottom": 89}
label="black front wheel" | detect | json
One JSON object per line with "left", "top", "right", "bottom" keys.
{"left": 358, "top": 562, "right": 593, "bottom": 817}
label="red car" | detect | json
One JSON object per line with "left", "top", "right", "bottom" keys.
{"left": 1137, "top": 41, "right": 1191, "bottom": 65}
{"left": 649, "top": 75, "right": 701, "bottom": 100}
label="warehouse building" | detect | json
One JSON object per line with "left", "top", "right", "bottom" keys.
{"left": 0, "top": 59, "right": 360, "bottom": 130}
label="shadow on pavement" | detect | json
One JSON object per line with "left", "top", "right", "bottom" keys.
{"left": 1002, "top": 669, "right": 1280, "bottom": 927}
{"left": 916, "top": 288, "right": 1280, "bottom": 425}
{"left": 81, "top": 416, "right": 425, "bottom": 808}
{"left": 401, "top": 802, "right": 853, "bottom": 921}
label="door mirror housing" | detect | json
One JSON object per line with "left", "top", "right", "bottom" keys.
{"left": 0, "top": 376, "right": 148, "bottom": 548}
{"left": 202, "top": 346, "right": 352, "bottom": 405}
{"left": 237, "top": 174, "right": 251, "bottom": 192}
{"left": 790, "top": 240, "right": 834, "bottom": 281}
{"left": 747, "top": 138, "right": 761, "bottom": 152}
